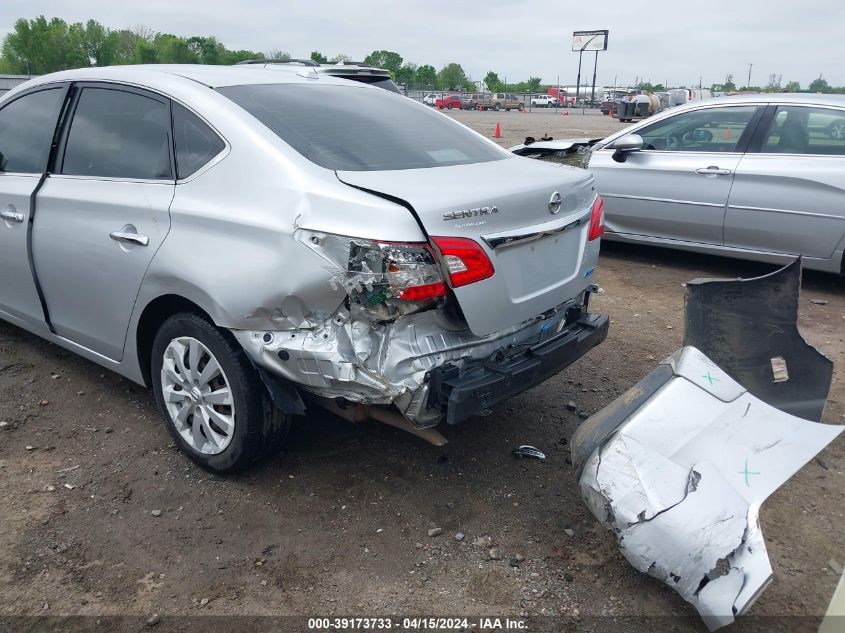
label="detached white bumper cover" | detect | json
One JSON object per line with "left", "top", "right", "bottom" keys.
{"left": 571, "top": 347, "right": 843, "bottom": 631}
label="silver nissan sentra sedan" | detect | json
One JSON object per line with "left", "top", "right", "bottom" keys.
{"left": 589, "top": 94, "right": 845, "bottom": 274}
{"left": 0, "top": 65, "right": 608, "bottom": 472}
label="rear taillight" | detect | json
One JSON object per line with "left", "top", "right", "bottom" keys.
{"left": 369, "top": 241, "right": 447, "bottom": 300}
{"left": 588, "top": 195, "right": 605, "bottom": 241}
{"left": 430, "top": 236, "right": 495, "bottom": 288}
{"left": 296, "top": 230, "right": 447, "bottom": 312}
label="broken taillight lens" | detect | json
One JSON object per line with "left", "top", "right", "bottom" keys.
{"left": 374, "top": 242, "right": 447, "bottom": 301}
{"left": 430, "top": 236, "right": 495, "bottom": 288}
{"left": 295, "top": 229, "right": 447, "bottom": 311}
{"left": 588, "top": 195, "right": 605, "bottom": 241}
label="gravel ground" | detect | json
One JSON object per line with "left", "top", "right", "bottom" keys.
{"left": 1, "top": 111, "right": 843, "bottom": 632}
{"left": 443, "top": 107, "right": 624, "bottom": 148}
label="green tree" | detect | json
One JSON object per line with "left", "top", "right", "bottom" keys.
{"left": 267, "top": 49, "right": 291, "bottom": 60}
{"left": 362, "top": 50, "right": 403, "bottom": 75}
{"left": 132, "top": 37, "right": 158, "bottom": 64}
{"left": 527, "top": 76, "right": 542, "bottom": 93}
{"left": 113, "top": 28, "right": 144, "bottom": 64}
{"left": 1, "top": 16, "right": 89, "bottom": 74}
{"left": 153, "top": 34, "right": 198, "bottom": 64}
{"left": 809, "top": 76, "right": 830, "bottom": 93}
{"left": 83, "top": 20, "right": 119, "bottom": 66}
{"left": 186, "top": 36, "right": 225, "bottom": 64}
{"left": 438, "top": 63, "right": 469, "bottom": 91}
{"left": 785, "top": 80, "right": 801, "bottom": 92}
{"left": 310, "top": 50, "right": 327, "bottom": 63}
{"left": 395, "top": 62, "right": 417, "bottom": 87}
{"left": 222, "top": 49, "right": 262, "bottom": 64}
{"left": 416, "top": 64, "right": 436, "bottom": 88}
{"left": 484, "top": 71, "right": 502, "bottom": 92}
{"left": 330, "top": 53, "right": 351, "bottom": 63}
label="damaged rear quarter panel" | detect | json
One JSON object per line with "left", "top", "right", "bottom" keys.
{"left": 135, "top": 134, "right": 427, "bottom": 335}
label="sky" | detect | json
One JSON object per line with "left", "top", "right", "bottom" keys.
{"left": 2, "top": 0, "right": 843, "bottom": 88}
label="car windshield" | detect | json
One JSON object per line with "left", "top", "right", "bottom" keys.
{"left": 218, "top": 83, "right": 506, "bottom": 171}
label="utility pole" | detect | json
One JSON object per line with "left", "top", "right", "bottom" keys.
{"left": 747, "top": 63, "right": 753, "bottom": 89}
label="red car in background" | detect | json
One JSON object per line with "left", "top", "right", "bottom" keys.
{"left": 435, "top": 95, "right": 462, "bottom": 110}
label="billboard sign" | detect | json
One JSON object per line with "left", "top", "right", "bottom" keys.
{"left": 572, "top": 30, "right": 609, "bottom": 52}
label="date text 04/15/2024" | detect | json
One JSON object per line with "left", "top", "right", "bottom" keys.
{"left": 307, "top": 617, "right": 527, "bottom": 630}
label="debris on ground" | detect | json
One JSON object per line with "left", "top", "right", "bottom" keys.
{"left": 512, "top": 445, "right": 546, "bottom": 460}
{"left": 427, "top": 527, "right": 442, "bottom": 537}
{"left": 571, "top": 346, "right": 843, "bottom": 631}
{"left": 472, "top": 536, "right": 493, "bottom": 548}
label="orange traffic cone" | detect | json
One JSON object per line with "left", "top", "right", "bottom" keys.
{"left": 725, "top": 127, "right": 732, "bottom": 140}
{"left": 563, "top": 111, "right": 569, "bottom": 116}
{"left": 494, "top": 122, "right": 502, "bottom": 138}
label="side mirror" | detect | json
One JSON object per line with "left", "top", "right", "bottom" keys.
{"left": 611, "top": 133, "right": 644, "bottom": 163}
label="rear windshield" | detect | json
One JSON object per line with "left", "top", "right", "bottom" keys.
{"left": 217, "top": 84, "right": 507, "bottom": 171}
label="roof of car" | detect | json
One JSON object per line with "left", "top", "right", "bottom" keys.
{"left": 14, "top": 63, "right": 363, "bottom": 92}
{"left": 689, "top": 92, "right": 845, "bottom": 107}
{"left": 237, "top": 59, "right": 391, "bottom": 77}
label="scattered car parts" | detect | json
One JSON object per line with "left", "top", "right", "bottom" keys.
{"left": 571, "top": 346, "right": 843, "bottom": 630}
{"left": 684, "top": 258, "right": 832, "bottom": 422}
{"left": 512, "top": 445, "right": 546, "bottom": 460}
{"left": 509, "top": 137, "right": 602, "bottom": 168}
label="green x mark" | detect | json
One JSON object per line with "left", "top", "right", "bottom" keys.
{"left": 703, "top": 372, "right": 719, "bottom": 385}
{"left": 739, "top": 459, "right": 761, "bottom": 487}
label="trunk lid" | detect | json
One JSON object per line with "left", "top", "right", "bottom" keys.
{"left": 337, "top": 157, "right": 597, "bottom": 336}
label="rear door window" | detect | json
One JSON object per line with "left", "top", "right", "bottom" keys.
{"left": 0, "top": 88, "right": 65, "bottom": 174}
{"left": 636, "top": 106, "right": 758, "bottom": 152}
{"left": 218, "top": 84, "right": 506, "bottom": 171}
{"left": 172, "top": 103, "right": 225, "bottom": 179}
{"left": 761, "top": 105, "right": 845, "bottom": 155}
{"left": 60, "top": 87, "right": 173, "bottom": 180}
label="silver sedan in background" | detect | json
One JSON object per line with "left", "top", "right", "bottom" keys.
{"left": 520, "top": 94, "right": 845, "bottom": 274}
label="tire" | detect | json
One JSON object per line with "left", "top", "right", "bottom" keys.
{"left": 493, "top": 103, "right": 501, "bottom": 111}
{"left": 151, "top": 312, "right": 290, "bottom": 473}
{"left": 518, "top": 104, "right": 524, "bottom": 111}
{"left": 447, "top": 104, "right": 453, "bottom": 110}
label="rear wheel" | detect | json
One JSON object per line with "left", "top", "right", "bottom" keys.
{"left": 447, "top": 104, "right": 453, "bottom": 110}
{"left": 493, "top": 103, "right": 501, "bottom": 111}
{"left": 518, "top": 104, "right": 525, "bottom": 111}
{"left": 151, "top": 312, "right": 290, "bottom": 473}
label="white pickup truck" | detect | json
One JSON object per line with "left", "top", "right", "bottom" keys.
{"left": 530, "top": 95, "right": 560, "bottom": 107}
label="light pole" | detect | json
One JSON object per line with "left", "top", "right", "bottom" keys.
{"left": 589, "top": 50, "right": 599, "bottom": 110}
{"left": 575, "top": 34, "right": 601, "bottom": 111}
{"left": 747, "top": 63, "right": 753, "bottom": 89}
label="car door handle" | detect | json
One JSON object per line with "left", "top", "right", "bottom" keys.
{"left": 0, "top": 210, "right": 24, "bottom": 223}
{"left": 109, "top": 231, "right": 149, "bottom": 247}
{"left": 695, "top": 166, "right": 732, "bottom": 176}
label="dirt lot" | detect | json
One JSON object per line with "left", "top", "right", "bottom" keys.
{"left": 444, "top": 107, "right": 622, "bottom": 149}
{"left": 1, "top": 111, "right": 843, "bottom": 632}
